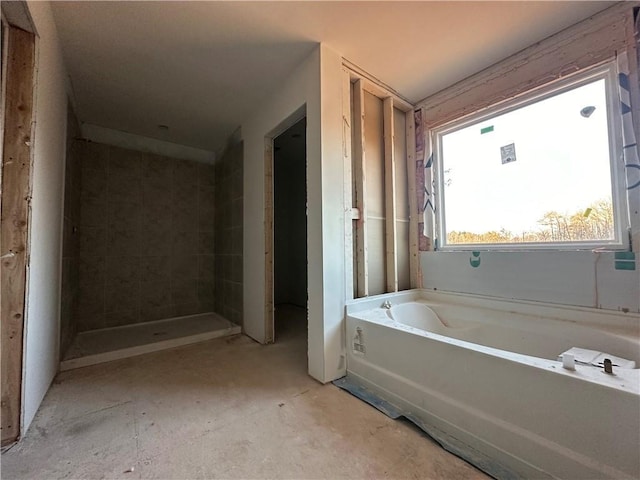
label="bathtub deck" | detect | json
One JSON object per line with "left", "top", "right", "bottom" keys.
{"left": 345, "top": 290, "right": 640, "bottom": 480}
{"left": 61, "top": 313, "right": 240, "bottom": 370}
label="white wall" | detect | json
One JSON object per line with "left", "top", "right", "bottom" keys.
{"left": 22, "top": 0, "right": 69, "bottom": 432}
{"left": 241, "top": 44, "right": 346, "bottom": 382}
{"left": 317, "top": 45, "right": 348, "bottom": 382}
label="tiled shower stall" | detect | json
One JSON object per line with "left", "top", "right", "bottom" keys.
{"left": 59, "top": 117, "right": 243, "bottom": 365}
{"left": 213, "top": 142, "right": 243, "bottom": 326}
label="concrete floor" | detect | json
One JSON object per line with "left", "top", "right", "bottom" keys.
{"left": 2, "top": 306, "right": 488, "bottom": 479}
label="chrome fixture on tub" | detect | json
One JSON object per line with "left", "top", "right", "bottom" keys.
{"left": 382, "top": 300, "right": 392, "bottom": 309}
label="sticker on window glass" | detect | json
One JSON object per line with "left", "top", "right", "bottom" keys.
{"left": 500, "top": 143, "right": 516, "bottom": 164}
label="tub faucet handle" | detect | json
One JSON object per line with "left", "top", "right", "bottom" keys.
{"left": 603, "top": 358, "right": 614, "bottom": 374}
{"left": 382, "top": 300, "right": 392, "bottom": 309}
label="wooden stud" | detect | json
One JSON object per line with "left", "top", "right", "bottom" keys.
{"left": 1, "top": 26, "right": 35, "bottom": 447}
{"left": 361, "top": 78, "right": 414, "bottom": 112}
{"left": 263, "top": 137, "right": 274, "bottom": 344}
{"left": 343, "top": 63, "right": 418, "bottom": 294}
{"left": 405, "top": 110, "right": 420, "bottom": 288}
{"left": 383, "top": 97, "right": 398, "bottom": 292}
{"left": 342, "top": 69, "right": 355, "bottom": 300}
{"left": 353, "top": 79, "right": 369, "bottom": 297}
{"left": 342, "top": 59, "right": 413, "bottom": 112}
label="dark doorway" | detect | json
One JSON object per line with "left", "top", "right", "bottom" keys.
{"left": 273, "top": 118, "right": 307, "bottom": 342}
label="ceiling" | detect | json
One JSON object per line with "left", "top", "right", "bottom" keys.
{"left": 51, "top": 1, "right": 615, "bottom": 153}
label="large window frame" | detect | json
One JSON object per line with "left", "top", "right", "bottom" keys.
{"left": 432, "top": 61, "right": 629, "bottom": 251}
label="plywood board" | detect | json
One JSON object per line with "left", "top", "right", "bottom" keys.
{"left": 1, "top": 26, "right": 35, "bottom": 446}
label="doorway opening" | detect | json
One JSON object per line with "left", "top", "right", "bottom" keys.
{"left": 272, "top": 118, "right": 307, "bottom": 346}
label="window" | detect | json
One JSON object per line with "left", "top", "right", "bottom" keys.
{"left": 433, "top": 63, "right": 628, "bottom": 250}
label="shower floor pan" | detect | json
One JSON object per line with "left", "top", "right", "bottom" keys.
{"left": 61, "top": 313, "right": 241, "bottom": 371}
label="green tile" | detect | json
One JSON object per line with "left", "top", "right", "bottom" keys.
{"left": 614, "top": 260, "right": 636, "bottom": 271}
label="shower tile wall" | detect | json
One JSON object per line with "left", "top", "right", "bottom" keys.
{"left": 60, "top": 103, "right": 82, "bottom": 356}
{"left": 214, "top": 142, "right": 243, "bottom": 326}
{"left": 77, "top": 142, "right": 215, "bottom": 331}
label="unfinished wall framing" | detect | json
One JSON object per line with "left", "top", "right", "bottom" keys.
{"left": 263, "top": 137, "right": 275, "bottom": 343}
{"left": 1, "top": 24, "right": 35, "bottom": 446}
{"left": 343, "top": 69, "right": 417, "bottom": 299}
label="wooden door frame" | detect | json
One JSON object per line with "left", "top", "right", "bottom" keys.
{"left": 1, "top": 21, "right": 36, "bottom": 447}
{"left": 263, "top": 108, "right": 306, "bottom": 344}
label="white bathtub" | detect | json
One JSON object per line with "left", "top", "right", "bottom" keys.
{"left": 344, "top": 290, "right": 640, "bottom": 479}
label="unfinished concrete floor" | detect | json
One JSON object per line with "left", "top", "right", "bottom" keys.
{"left": 2, "top": 306, "right": 488, "bottom": 479}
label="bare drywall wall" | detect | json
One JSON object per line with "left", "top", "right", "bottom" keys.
{"left": 241, "top": 48, "right": 317, "bottom": 344}
{"left": 316, "top": 44, "right": 348, "bottom": 382}
{"left": 421, "top": 251, "right": 640, "bottom": 313}
{"left": 22, "top": 0, "right": 69, "bottom": 433}
{"left": 241, "top": 44, "right": 346, "bottom": 382}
